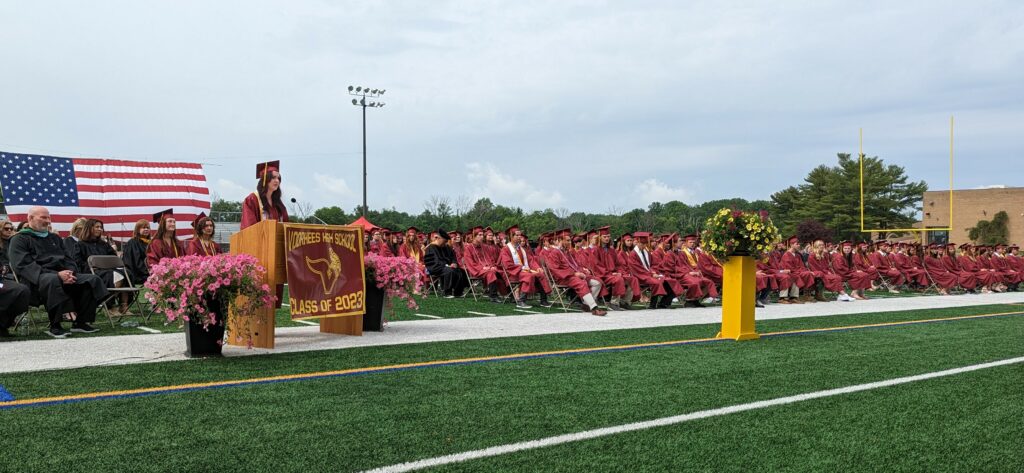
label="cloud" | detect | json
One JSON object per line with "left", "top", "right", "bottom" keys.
{"left": 466, "top": 162, "right": 564, "bottom": 208}
{"left": 215, "top": 179, "right": 251, "bottom": 201}
{"left": 313, "top": 173, "right": 355, "bottom": 198}
{"left": 976, "top": 184, "right": 1006, "bottom": 189}
{"left": 634, "top": 179, "right": 694, "bottom": 204}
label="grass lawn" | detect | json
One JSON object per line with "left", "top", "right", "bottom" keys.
{"left": 1, "top": 304, "right": 1022, "bottom": 472}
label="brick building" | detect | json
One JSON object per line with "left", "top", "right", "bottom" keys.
{"left": 921, "top": 187, "right": 1024, "bottom": 245}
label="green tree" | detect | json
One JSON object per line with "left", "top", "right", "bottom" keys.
{"left": 771, "top": 153, "right": 927, "bottom": 241}
{"left": 313, "top": 206, "right": 350, "bottom": 225}
{"left": 210, "top": 198, "right": 243, "bottom": 222}
{"left": 967, "top": 211, "right": 1009, "bottom": 245}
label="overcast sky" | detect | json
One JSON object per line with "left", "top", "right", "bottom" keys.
{"left": 2, "top": 1, "right": 1022, "bottom": 215}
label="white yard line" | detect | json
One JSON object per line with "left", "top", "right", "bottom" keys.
{"left": 466, "top": 311, "right": 496, "bottom": 317}
{"left": 136, "top": 326, "right": 162, "bottom": 334}
{"left": 513, "top": 309, "right": 541, "bottom": 314}
{"left": 363, "top": 355, "right": 1024, "bottom": 473}
{"left": 414, "top": 314, "right": 443, "bottom": 319}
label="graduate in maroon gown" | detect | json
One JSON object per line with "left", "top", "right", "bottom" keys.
{"left": 923, "top": 244, "right": 957, "bottom": 294}
{"left": 976, "top": 246, "right": 1008, "bottom": 291}
{"left": 498, "top": 226, "right": 552, "bottom": 308}
{"left": 591, "top": 227, "right": 637, "bottom": 309}
{"left": 779, "top": 236, "right": 816, "bottom": 303}
{"left": 625, "top": 232, "right": 679, "bottom": 309}
{"left": 241, "top": 161, "right": 290, "bottom": 230}
{"left": 992, "top": 244, "right": 1022, "bottom": 289}
{"left": 868, "top": 241, "right": 906, "bottom": 290}
{"left": 892, "top": 243, "right": 929, "bottom": 288}
{"left": 449, "top": 231, "right": 465, "bottom": 264}
{"left": 957, "top": 244, "right": 1001, "bottom": 293}
{"left": 806, "top": 239, "right": 848, "bottom": 301}
{"left": 368, "top": 228, "right": 394, "bottom": 257}
{"left": 146, "top": 209, "right": 186, "bottom": 268}
{"left": 462, "top": 227, "right": 504, "bottom": 302}
{"left": 543, "top": 229, "right": 606, "bottom": 316}
{"left": 676, "top": 234, "right": 719, "bottom": 305}
{"left": 186, "top": 212, "right": 222, "bottom": 257}
{"left": 941, "top": 243, "right": 977, "bottom": 291}
{"left": 831, "top": 241, "right": 874, "bottom": 299}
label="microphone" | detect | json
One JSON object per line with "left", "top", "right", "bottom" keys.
{"left": 290, "top": 198, "right": 297, "bottom": 203}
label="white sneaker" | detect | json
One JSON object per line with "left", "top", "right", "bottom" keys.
{"left": 701, "top": 297, "right": 715, "bottom": 305}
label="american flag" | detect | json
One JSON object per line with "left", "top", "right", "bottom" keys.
{"left": 0, "top": 151, "right": 210, "bottom": 240}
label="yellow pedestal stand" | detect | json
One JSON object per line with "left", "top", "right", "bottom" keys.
{"left": 716, "top": 255, "right": 760, "bottom": 341}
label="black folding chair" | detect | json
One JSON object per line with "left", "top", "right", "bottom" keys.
{"left": 88, "top": 255, "right": 150, "bottom": 326}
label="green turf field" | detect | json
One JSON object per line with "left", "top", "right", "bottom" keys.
{"left": 2, "top": 303, "right": 1022, "bottom": 472}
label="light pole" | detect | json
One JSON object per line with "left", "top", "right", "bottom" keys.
{"left": 348, "top": 85, "right": 386, "bottom": 216}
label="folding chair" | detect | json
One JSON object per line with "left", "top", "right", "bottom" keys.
{"left": 88, "top": 255, "right": 149, "bottom": 326}
{"left": 7, "top": 269, "right": 47, "bottom": 335}
{"left": 539, "top": 262, "right": 575, "bottom": 313}
{"left": 499, "top": 265, "right": 523, "bottom": 305}
{"left": 463, "top": 268, "right": 484, "bottom": 302}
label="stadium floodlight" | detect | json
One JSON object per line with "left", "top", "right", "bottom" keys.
{"left": 347, "top": 84, "right": 389, "bottom": 216}
{"left": 859, "top": 117, "right": 954, "bottom": 236}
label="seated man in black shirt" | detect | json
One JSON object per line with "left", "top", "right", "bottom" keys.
{"left": 8, "top": 206, "right": 109, "bottom": 338}
{"left": 423, "top": 229, "right": 468, "bottom": 298}
{"left": 0, "top": 220, "right": 31, "bottom": 337}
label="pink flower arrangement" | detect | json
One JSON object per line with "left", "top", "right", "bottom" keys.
{"left": 145, "top": 254, "right": 275, "bottom": 336}
{"left": 364, "top": 253, "right": 423, "bottom": 310}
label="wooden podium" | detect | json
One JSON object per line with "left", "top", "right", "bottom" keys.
{"left": 228, "top": 220, "right": 365, "bottom": 349}
{"left": 228, "top": 220, "right": 285, "bottom": 348}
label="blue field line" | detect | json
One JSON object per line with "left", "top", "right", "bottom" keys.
{"left": 2, "top": 311, "right": 1022, "bottom": 411}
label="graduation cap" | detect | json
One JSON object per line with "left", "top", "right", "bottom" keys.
{"left": 256, "top": 160, "right": 280, "bottom": 187}
{"left": 484, "top": 226, "right": 494, "bottom": 234}
{"left": 840, "top": 240, "right": 853, "bottom": 247}
{"left": 633, "top": 231, "right": 651, "bottom": 241}
{"left": 786, "top": 235, "right": 800, "bottom": 245}
{"left": 597, "top": 226, "right": 611, "bottom": 236}
{"left": 945, "top": 242, "right": 957, "bottom": 247}
{"left": 470, "top": 226, "right": 484, "bottom": 236}
{"left": 152, "top": 208, "right": 174, "bottom": 223}
{"left": 958, "top": 243, "right": 972, "bottom": 250}
{"left": 875, "top": 239, "right": 890, "bottom": 246}
{"left": 557, "top": 228, "right": 572, "bottom": 239}
{"left": 436, "top": 229, "right": 450, "bottom": 241}
{"left": 619, "top": 232, "right": 633, "bottom": 240}
{"left": 405, "top": 226, "right": 420, "bottom": 233}
{"left": 191, "top": 212, "right": 209, "bottom": 229}
{"left": 505, "top": 225, "right": 520, "bottom": 236}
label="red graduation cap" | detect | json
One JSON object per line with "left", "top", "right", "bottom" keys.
{"left": 557, "top": 228, "right": 572, "bottom": 239}
{"left": 405, "top": 226, "right": 420, "bottom": 233}
{"left": 190, "top": 212, "right": 208, "bottom": 229}
{"left": 633, "top": 231, "right": 651, "bottom": 241}
{"left": 256, "top": 160, "right": 280, "bottom": 187}
{"left": 505, "top": 225, "right": 520, "bottom": 236}
{"left": 682, "top": 233, "right": 698, "bottom": 242}
{"left": 152, "top": 208, "right": 174, "bottom": 223}
{"left": 597, "top": 226, "right": 610, "bottom": 236}
{"left": 840, "top": 240, "right": 853, "bottom": 247}
{"left": 620, "top": 232, "right": 633, "bottom": 240}
{"left": 787, "top": 235, "right": 800, "bottom": 245}
{"left": 470, "top": 226, "right": 484, "bottom": 236}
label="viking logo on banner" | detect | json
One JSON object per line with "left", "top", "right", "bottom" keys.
{"left": 283, "top": 223, "right": 366, "bottom": 320}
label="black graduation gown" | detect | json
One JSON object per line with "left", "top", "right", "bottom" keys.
{"left": 424, "top": 243, "right": 467, "bottom": 296}
{"left": 122, "top": 237, "right": 150, "bottom": 285}
{"left": 8, "top": 231, "right": 108, "bottom": 322}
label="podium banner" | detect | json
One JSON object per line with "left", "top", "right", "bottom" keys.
{"left": 283, "top": 223, "right": 366, "bottom": 320}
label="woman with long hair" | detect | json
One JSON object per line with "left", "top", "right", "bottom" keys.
{"left": 807, "top": 239, "right": 849, "bottom": 301}
{"left": 81, "top": 219, "right": 133, "bottom": 314}
{"left": 187, "top": 213, "right": 222, "bottom": 256}
{"left": 122, "top": 219, "right": 151, "bottom": 285}
{"left": 146, "top": 209, "right": 186, "bottom": 268}
{"left": 241, "top": 161, "right": 289, "bottom": 230}
{"left": 923, "top": 243, "right": 958, "bottom": 295}
{"left": 830, "top": 241, "right": 873, "bottom": 299}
